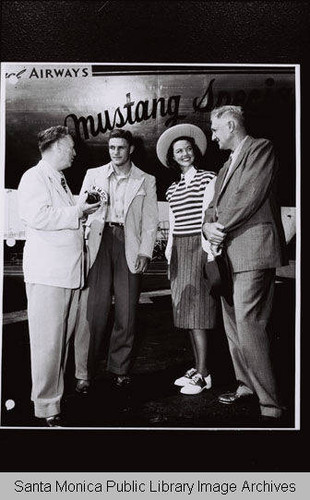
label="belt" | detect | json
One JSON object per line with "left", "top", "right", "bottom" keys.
{"left": 105, "top": 222, "right": 124, "bottom": 228}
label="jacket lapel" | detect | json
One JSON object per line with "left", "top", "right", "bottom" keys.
{"left": 213, "top": 158, "right": 231, "bottom": 207}
{"left": 217, "top": 157, "right": 232, "bottom": 193}
{"left": 217, "top": 136, "right": 253, "bottom": 201}
{"left": 51, "top": 175, "right": 76, "bottom": 206}
{"left": 224, "top": 136, "right": 252, "bottom": 184}
{"left": 94, "top": 166, "right": 111, "bottom": 194}
{"left": 40, "top": 161, "right": 74, "bottom": 206}
{"left": 123, "top": 164, "right": 144, "bottom": 217}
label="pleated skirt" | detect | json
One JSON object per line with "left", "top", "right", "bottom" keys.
{"left": 170, "top": 233, "right": 217, "bottom": 329}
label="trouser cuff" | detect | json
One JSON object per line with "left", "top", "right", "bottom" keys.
{"left": 34, "top": 401, "right": 61, "bottom": 419}
{"left": 260, "top": 405, "right": 283, "bottom": 418}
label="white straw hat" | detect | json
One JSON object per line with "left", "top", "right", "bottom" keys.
{"left": 156, "top": 123, "right": 207, "bottom": 167}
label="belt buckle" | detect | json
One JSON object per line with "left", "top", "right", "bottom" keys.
{"left": 107, "top": 222, "right": 123, "bottom": 227}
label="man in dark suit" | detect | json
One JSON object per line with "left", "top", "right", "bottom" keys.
{"left": 203, "top": 105, "right": 287, "bottom": 422}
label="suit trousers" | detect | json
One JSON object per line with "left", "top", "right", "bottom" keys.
{"left": 87, "top": 226, "right": 141, "bottom": 377}
{"left": 221, "top": 269, "right": 283, "bottom": 417}
{"left": 74, "top": 286, "right": 90, "bottom": 381}
{"left": 26, "top": 283, "right": 80, "bottom": 418}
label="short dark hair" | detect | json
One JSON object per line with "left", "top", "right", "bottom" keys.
{"left": 38, "top": 125, "right": 70, "bottom": 153}
{"left": 166, "top": 135, "right": 202, "bottom": 171}
{"left": 108, "top": 129, "right": 133, "bottom": 146}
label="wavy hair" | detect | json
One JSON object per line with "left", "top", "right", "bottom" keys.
{"left": 166, "top": 136, "right": 202, "bottom": 179}
{"left": 38, "top": 125, "right": 70, "bottom": 153}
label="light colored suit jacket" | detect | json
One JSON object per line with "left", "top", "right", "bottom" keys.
{"left": 80, "top": 162, "right": 158, "bottom": 273}
{"left": 204, "top": 136, "right": 287, "bottom": 272}
{"left": 18, "top": 160, "right": 84, "bottom": 288}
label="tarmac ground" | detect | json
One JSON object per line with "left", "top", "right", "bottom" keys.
{"left": 1, "top": 269, "right": 296, "bottom": 430}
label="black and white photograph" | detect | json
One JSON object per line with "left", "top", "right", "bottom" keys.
{"left": 0, "top": 0, "right": 307, "bottom": 479}
{"left": 1, "top": 62, "right": 299, "bottom": 432}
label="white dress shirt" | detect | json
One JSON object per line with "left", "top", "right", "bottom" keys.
{"left": 106, "top": 163, "right": 131, "bottom": 223}
{"left": 221, "top": 135, "right": 249, "bottom": 191}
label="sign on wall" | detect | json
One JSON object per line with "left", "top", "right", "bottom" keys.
{"left": 3, "top": 63, "right": 296, "bottom": 203}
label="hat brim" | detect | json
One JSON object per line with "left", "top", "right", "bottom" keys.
{"left": 156, "top": 123, "right": 207, "bottom": 168}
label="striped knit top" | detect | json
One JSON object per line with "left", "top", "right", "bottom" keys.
{"left": 166, "top": 168, "right": 216, "bottom": 236}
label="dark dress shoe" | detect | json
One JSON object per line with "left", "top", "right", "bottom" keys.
{"left": 75, "top": 379, "right": 90, "bottom": 395}
{"left": 45, "top": 415, "right": 63, "bottom": 427}
{"left": 259, "top": 411, "right": 290, "bottom": 428}
{"left": 218, "top": 385, "right": 254, "bottom": 405}
{"left": 113, "top": 375, "right": 132, "bottom": 389}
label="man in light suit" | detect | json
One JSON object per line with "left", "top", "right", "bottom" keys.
{"left": 18, "top": 125, "right": 100, "bottom": 426}
{"left": 203, "top": 106, "right": 287, "bottom": 422}
{"left": 80, "top": 129, "right": 158, "bottom": 388}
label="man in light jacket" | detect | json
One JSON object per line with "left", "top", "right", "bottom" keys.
{"left": 79, "top": 129, "right": 158, "bottom": 388}
{"left": 18, "top": 125, "right": 100, "bottom": 426}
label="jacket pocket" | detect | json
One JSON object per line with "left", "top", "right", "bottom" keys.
{"left": 135, "top": 187, "right": 146, "bottom": 197}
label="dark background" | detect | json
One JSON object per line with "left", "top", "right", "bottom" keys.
{"left": 4, "top": 66, "right": 296, "bottom": 205}
{"left": 1, "top": 0, "right": 307, "bottom": 473}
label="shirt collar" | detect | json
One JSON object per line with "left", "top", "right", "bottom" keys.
{"left": 40, "top": 159, "right": 63, "bottom": 181}
{"left": 230, "top": 135, "right": 249, "bottom": 162}
{"left": 181, "top": 165, "right": 196, "bottom": 184}
{"left": 107, "top": 162, "right": 132, "bottom": 179}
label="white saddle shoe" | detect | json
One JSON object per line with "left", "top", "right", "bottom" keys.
{"left": 180, "top": 373, "right": 212, "bottom": 395}
{"left": 174, "top": 368, "right": 197, "bottom": 387}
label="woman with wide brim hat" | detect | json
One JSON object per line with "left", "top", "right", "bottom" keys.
{"left": 157, "top": 123, "right": 217, "bottom": 395}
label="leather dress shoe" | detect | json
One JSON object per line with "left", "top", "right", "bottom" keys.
{"left": 45, "top": 415, "right": 64, "bottom": 427}
{"left": 259, "top": 409, "right": 289, "bottom": 428}
{"left": 113, "top": 375, "right": 132, "bottom": 389}
{"left": 75, "top": 379, "right": 90, "bottom": 395}
{"left": 218, "top": 385, "right": 254, "bottom": 405}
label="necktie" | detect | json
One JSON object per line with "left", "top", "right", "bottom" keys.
{"left": 220, "top": 154, "right": 233, "bottom": 192}
{"left": 215, "top": 155, "right": 233, "bottom": 219}
{"left": 60, "top": 176, "right": 68, "bottom": 192}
